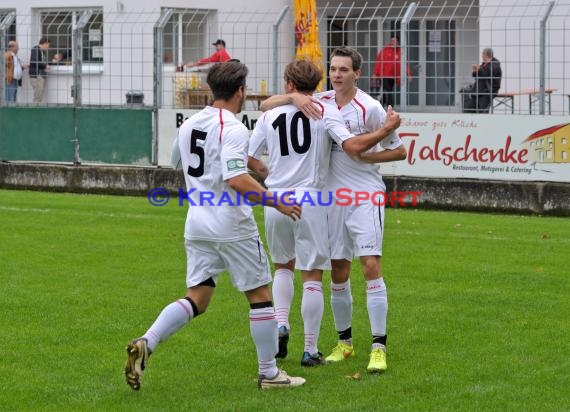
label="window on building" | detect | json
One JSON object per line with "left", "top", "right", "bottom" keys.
{"left": 162, "top": 8, "right": 216, "bottom": 66}
{"left": 562, "top": 138, "right": 567, "bottom": 145}
{"left": 39, "top": 9, "right": 103, "bottom": 65}
{"left": 562, "top": 151, "right": 567, "bottom": 161}
{"left": 0, "top": 9, "right": 17, "bottom": 49}
{"left": 546, "top": 150, "right": 552, "bottom": 159}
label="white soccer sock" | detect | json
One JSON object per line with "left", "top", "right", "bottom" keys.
{"left": 366, "top": 278, "right": 388, "bottom": 337}
{"left": 330, "top": 280, "right": 353, "bottom": 335}
{"left": 143, "top": 298, "right": 194, "bottom": 352}
{"left": 301, "top": 281, "right": 324, "bottom": 354}
{"left": 250, "top": 307, "right": 278, "bottom": 378}
{"left": 272, "top": 268, "right": 294, "bottom": 330}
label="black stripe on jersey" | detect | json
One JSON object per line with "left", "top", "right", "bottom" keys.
{"left": 377, "top": 203, "right": 383, "bottom": 237}
{"left": 256, "top": 238, "right": 262, "bottom": 262}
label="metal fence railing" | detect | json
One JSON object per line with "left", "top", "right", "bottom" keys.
{"left": 0, "top": 7, "right": 295, "bottom": 109}
{"left": 2, "top": 1, "right": 569, "bottom": 115}
{"left": 316, "top": 0, "right": 570, "bottom": 115}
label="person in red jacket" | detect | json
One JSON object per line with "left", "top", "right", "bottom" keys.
{"left": 372, "top": 36, "right": 412, "bottom": 107}
{"left": 185, "top": 39, "right": 231, "bottom": 68}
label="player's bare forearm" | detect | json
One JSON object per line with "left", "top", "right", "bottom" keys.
{"left": 358, "top": 145, "right": 407, "bottom": 163}
{"left": 290, "top": 93, "right": 322, "bottom": 119}
{"left": 247, "top": 156, "right": 269, "bottom": 181}
{"left": 342, "top": 108, "right": 402, "bottom": 157}
{"left": 342, "top": 125, "right": 396, "bottom": 157}
{"left": 260, "top": 93, "right": 322, "bottom": 120}
{"left": 259, "top": 94, "right": 292, "bottom": 112}
{"left": 227, "top": 173, "right": 270, "bottom": 202}
{"left": 227, "top": 174, "right": 301, "bottom": 220}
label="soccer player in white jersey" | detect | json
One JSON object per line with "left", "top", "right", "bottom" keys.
{"left": 249, "top": 59, "right": 401, "bottom": 367}
{"left": 124, "top": 60, "right": 305, "bottom": 390}
{"left": 260, "top": 47, "right": 406, "bottom": 373}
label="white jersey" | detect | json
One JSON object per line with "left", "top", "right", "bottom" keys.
{"left": 248, "top": 101, "right": 354, "bottom": 191}
{"left": 315, "top": 89, "right": 403, "bottom": 195}
{"left": 174, "top": 106, "right": 258, "bottom": 242}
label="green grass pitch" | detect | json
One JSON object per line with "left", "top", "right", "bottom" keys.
{"left": 1, "top": 189, "right": 569, "bottom": 411}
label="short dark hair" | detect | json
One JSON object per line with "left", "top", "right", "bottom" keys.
{"left": 207, "top": 60, "right": 248, "bottom": 101}
{"left": 39, "top": 37, "right": 50, "bottom": 45}
{"left": 330, "top": 47, "right": 362, "bottom": 71}
{"left": 283, "top": 59, "right": 323, "bottom": 93}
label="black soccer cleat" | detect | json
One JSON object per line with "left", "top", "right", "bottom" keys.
{"left": 301, "top": 351, "right": 326, "bottom": 367}
{"left": 276, "top": 326, "right": 289, "bottom": 359}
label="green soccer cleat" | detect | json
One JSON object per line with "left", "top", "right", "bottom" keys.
{"left": 258, "top": 369, "right": 306, "bottom": 389}
{"left": 367, "top": 347, "right": 387, "bottom": 373}
{"left": 124, "top": 338, "right": 149, "bottom": 390}
{"left": 325, "top": 341, "right": 355, "bottom": 363}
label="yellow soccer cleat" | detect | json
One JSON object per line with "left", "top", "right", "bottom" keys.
{"left": 367, "top": 347, "right": 387, "bottom": 373}
{"left": 325, "top": 341, "right": 355, "bottom": 363}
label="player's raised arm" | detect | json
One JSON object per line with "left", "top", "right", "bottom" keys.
{"left": 342, "top": 109, "right": 400, "bottom": 156}
{"left": 383, "top": 105, "right": 401, "bottom": 132}
{"left": 356, "top": 105, "right": 405, "bottom": 163}
{"left": 259, "top": 94, "right": 292, "bottom": 112}
{"left": 260, "top": 92, "right": 322, "bottom": 120}
{"left": 324, "top": 103, "right": 401, "bottom": 157}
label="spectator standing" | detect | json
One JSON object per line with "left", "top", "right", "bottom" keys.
{"left": 4, "top": 40, "right": 27, "bottom": 102}
{"left": 185, "top": 39, "right": 231, "bottom": 68}
{"left": 29, "top": 37, "right": 51, "bottom": 104}
{"left": 372, "top": 36, "right": 412, "bottom": 108}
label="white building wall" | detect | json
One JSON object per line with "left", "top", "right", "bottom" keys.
{"left": 4, "top": 0, "right": 293, "bottom": 106}
{"left": 3, "top": 0, "right": 569, "bottom": 113}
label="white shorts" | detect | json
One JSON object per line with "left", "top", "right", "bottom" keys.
{"left": 265, "top": 193, "right": 330, "bottom": 271}
{"left": 328, "top": 197, "right": 385, "bottom": 260}
{"left": 185, "top": 236, "right": 271, "bottom": 292}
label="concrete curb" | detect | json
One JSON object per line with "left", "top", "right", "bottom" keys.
{"left": 1, "top": 162, "right": 569, "bottom": 216}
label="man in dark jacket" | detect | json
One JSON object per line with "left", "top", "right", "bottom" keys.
{"left": 29, "top": 37, "right": 51, "bottom": 104}
{"left": 462, "top": 48, "right": 502, "bottom": 113}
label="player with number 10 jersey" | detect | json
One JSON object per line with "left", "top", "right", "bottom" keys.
{"left": 248, "top": 59, "right": 402, "bottom": 366}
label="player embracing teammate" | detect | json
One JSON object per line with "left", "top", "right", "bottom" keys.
{"left": 122, "top": 49, "right": 405, "bottom": 392}
{"left": 124, "top": 60, "right": 305, "bottom": 390}
{"left": 260, "top": 47, "right": 406, "bottom": 373}
{"left": 248, "top": 58, "right": 400, "bottom": 367}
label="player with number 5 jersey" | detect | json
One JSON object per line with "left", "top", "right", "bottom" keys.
{"left": 125, "top": 60, "right": 306, "bottom": 391}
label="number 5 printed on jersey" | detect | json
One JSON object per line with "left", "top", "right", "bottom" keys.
{"left": 187, "top": 129, "right": 207, "bottom": 177}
